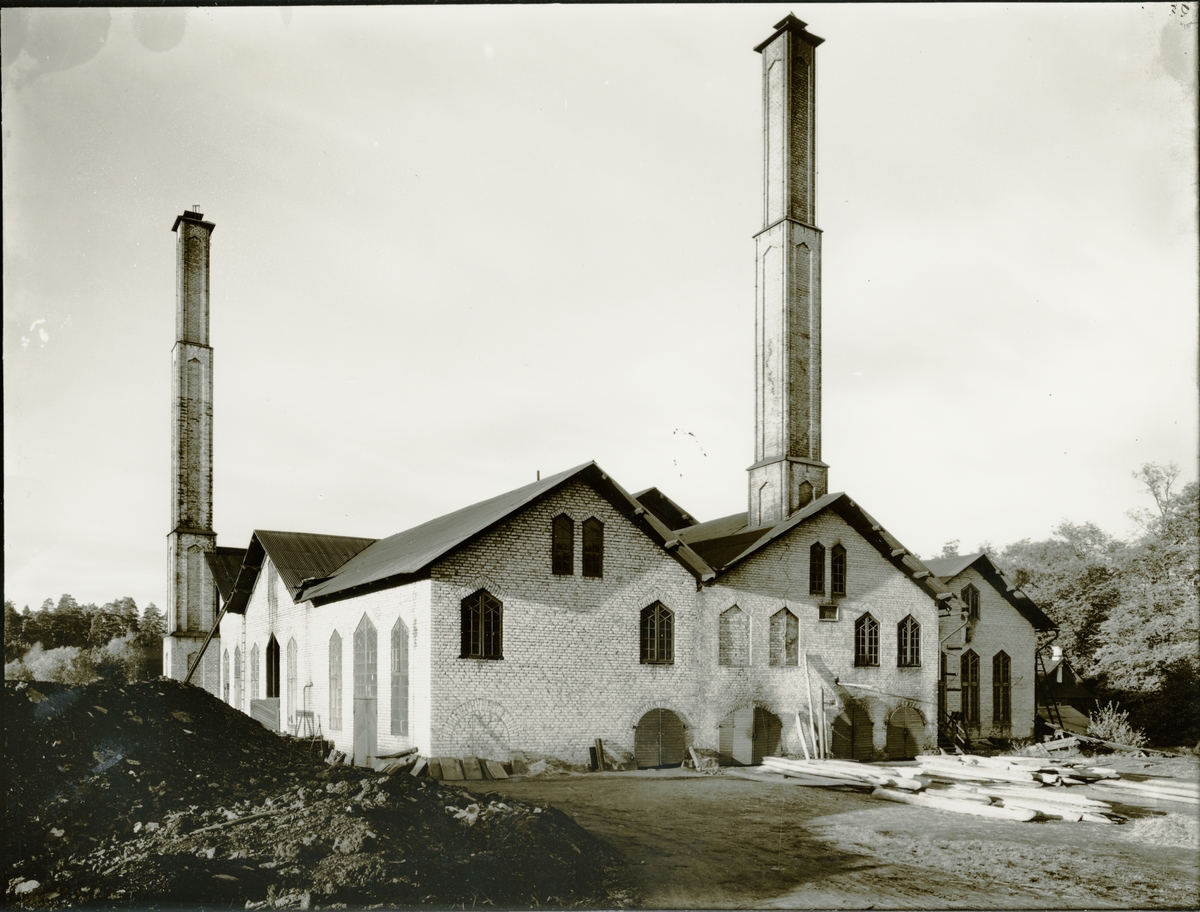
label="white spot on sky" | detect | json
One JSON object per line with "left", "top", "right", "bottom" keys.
{"left": 484, "top": 43, "right": 495, "bottom": 60}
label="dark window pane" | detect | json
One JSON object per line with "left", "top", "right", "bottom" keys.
{"left": 831, "top": 545, "right": 846, "bottom": 596}
{"left": 552, "top": 515, "right": 574, "bottom": 575}
{"left": 582, "top": 518, "right": 604, "bottom": 578}
{"left": 810, "top": 543, "right": 825, "bottom": 595}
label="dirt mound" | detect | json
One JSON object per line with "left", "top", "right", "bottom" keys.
{"left": 4, "top": 679, "right": 626, "bottom": 908}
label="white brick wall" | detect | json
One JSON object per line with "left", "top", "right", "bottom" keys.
{"left": 212, "top": 481, "right": 980, "bottom": 766}
{"left": 939, "top": 566, "right": 1038, "bottom": 740}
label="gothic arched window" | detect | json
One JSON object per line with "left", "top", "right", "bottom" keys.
{"left": 461, "top": 590, "right": 503, "bottom": 659}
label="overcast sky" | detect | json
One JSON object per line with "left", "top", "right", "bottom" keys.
{"left": 4, "top": 4, "right": 1197, "bottom": 614}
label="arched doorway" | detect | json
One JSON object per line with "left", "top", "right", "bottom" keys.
{"left": 634, "top": 708, "right": 686, "bottom": 768}
{"left": 885, "top": 706, "right": 926, "bottom": 759}
{"left": 831, "top": 702, "right": 874, "bottom": 759}
{"left": 718, "top": 706, "right": 783, "bottom": 765}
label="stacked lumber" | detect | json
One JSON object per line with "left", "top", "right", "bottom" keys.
{"left": 915, "top": 753, "right": 1117, "bottom": 787}
{"left": 761, "top": 756, "right": 927, "bottom": 791}
{"left": 1092, "top": 777, "right": 1199, "bottom": 805}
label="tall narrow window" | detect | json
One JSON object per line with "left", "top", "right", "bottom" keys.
{"left": 354, "top": 616, "right": 378, "bottom": 699}
{"left": 234, "top": 646, "right": 243, "bottom": 710}
{"left": 831, "top": 544, "right": 847, "bottom": 597}
{"left": 251, "top": 644, "right": 260, "bottom": 701}
{"left": 961, "top": 584, "right": 980, "bottom": 621}
{"left": 809, "top": 543, "right": 826, "bottom": 595}
{"left": 961, "top": 650, "right": 980, "bottom": 725}
{"left": 993, "top": 651, "right": 1011, "bottom": 724}
{"left": 718, "top": 606, "right": 749, "bottom": 666}
{"left": 854, "top": 613, "right": 879, "bottom": 666}
{"left": 897, "top": 616, "right": 921, "bottom": 667}
{"left": 769, "top": 608, "right": 799, "bottom": 666}
{"left": 328, "top": 631, "right": 342, "bottom": 731}
{"left": 582, "top": 517, "right": 604, "bottom": 578}
{"left": 552, "top": 515, "right": 574, "bottom": 575}
{"left": 286, "top": 637, "right": 298, "bottom": 720}
{"left": 461, "top": 589, "right": 503, "bottom": 659}
{"left": 266, "top": 635, "right": 280, "bottom": 699}
{"left": 640, "top": 602, "right": 674, "bottom": 665}
{"left": 391, "top": 618, "right": 409, "bottom": 736}
{"left": 223, "top": 649, "right": 231, "bottom": 703}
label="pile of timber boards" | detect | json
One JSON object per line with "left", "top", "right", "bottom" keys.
{"left": 738, "top": 753, "right": 1197, "bottom": 824}
{"left": 428, "top": 756, "right": 510, "bottom": 782}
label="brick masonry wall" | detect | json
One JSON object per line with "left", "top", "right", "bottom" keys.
{"left": 938, "top": 566, "right": 1038, "bottom": 740}
{"left": 429, "top": 480, "right": 700, "bottom": 766}
{"left": 219, "top": 562, "right": 433, "bottom": 761}
{"left": 706, "top": 510, "right": 941, "bottom": 758}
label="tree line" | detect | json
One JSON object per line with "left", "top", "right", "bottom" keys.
{"left": 4, "top": 595, "right": 165, "bottom": 684}
{"left": 940, "top": 463, "right": 1199, "bottom": 747}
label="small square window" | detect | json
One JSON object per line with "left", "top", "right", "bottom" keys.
{"left": 819, "top": 604, "right": 839, "bottom": 621}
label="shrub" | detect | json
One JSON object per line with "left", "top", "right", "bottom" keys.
{"left": 1088, "top": 701, "right": 1148, "bottom": 748}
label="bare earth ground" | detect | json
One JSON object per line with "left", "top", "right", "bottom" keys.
{"left": 465, "top": 755, "right": 1200, "bottom": 910}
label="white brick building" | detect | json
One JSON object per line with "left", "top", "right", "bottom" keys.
{"left": 179, "top": 16, "right": 1056, "bottom": 768}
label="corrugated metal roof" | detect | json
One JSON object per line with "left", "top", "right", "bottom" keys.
{"left": 923, "top": 553, "right": 983, "bottom": 579}
{"left": 254, "top": 530, "right": 378, "bottom": 597}
{"left": 924, "top": 552, "right": 1057, "bottom": 631}
{"left": 205, "top": 547, "right": 247, "bottom": 603}
{"left": 632, "top": 487, "right": 699, "bottom": 531}
{"left": 300, "top": 462, "right": 716, "bottom": 604}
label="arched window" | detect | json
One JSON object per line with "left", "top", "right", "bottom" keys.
{"left": 831, "top": 544, "right": 847, "bottom": 597}
{"left": 961, "top": 584, "right": 980, "bottom": 621}
{"left": 854, "top": 613, "right": 879, "bottom": 666}
{"left": 222, "top": 649, "right": 230, "bottom": 703}
{"left": 251, "top": 643, "right": 260, "bottom": 701}
{"left": 640, "top": 602, "right": 674, "bottom": 665}
{"left": 265, "top": 635, "right": 280, "bottom": 699}
{"left": 354, "top": 616, "right": 378, "bottom": 700}
{"left": 391, "top": 618, "right": 409, "bottom": 736}
{"left": 809, "top": 543, "right": 825, "bottom": 595}
{"left": 993, "top": 651, "right": 1011, "bottom": 724}
{"left": 961, "top": 650, "right": 980, "bottom": 725}
{"left": 551, "top": 514, "right": 574, "bottom": 575}
{"left": 769, "top": 608, "right": 799, "bottom": 666}
{"left": 461, "top": 590, "right": 503, "bottom": 659}
{"left": 718, "top": 606, "right": 749, "bottom": 666}
{"left": 582, "top": 517, "right": 604, "bottom": 578}
{"left": 234, "top": 646, "right": 243, "bottom": 710}
{"left": 328, "top": 631, "right": 342, "bottom": 731}
{"left": 286, "top": 637, "right": 298, "bottom": 721}
{"left": 897, "top": 615, "right": 920, "bottom": 667}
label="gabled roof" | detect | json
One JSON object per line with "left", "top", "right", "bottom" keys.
{"left": 924, "top": 552, "right": 1057, "bottom": 631}
{"left": 299, "top": 462, "right": 715, "bottom": 605}
{"left": 205, "top": 547, "right": 248, "bottom": 603}
{"left": 222, "top": 530, "right": 378, "bottom": 615}
{"left": 633, "top": 487, "right": 699, "bottom": 531}
{"left": 678, "top": 493, "right": 968, "bottom": 615}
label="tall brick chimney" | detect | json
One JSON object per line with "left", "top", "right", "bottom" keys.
{"left": 164, "top": 208, "right": 220, "bottom": 695}
{"left": 747, "top": 15, "right": 828, "bottom": 528}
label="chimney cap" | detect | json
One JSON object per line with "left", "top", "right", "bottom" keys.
{"left": 754, "top": 13, "right": 825, "bottom": 53}
{"left": 171, "top": 210, "right": 216, "bottom": 234}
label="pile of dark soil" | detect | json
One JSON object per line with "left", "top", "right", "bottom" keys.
{"left": 4, "top": 679, "right": 628, "bottom": 908}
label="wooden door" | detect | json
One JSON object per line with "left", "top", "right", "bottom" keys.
{"left": 831, "top": 704, "right": 873, "bottom": 759}
{"left": 634, "top": 709, "right": 686, "bottom": 768}
{"left": 886, "top": 706, "right": 925, "bottom": 759}
{"left": 751, "top": 707, "right": 782, "bottom": 764}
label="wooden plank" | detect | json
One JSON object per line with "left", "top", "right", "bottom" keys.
{"left": 594, "top": 738, "right": 606, "bottom": 772}
{"left": 439, "top": 757, "right": 464, "bottom": 780}
{"left": 409, "top": 757, "right": 428, "bottom": 777}
{"left": 485, "top": 760, "right": 509, "bottom": 780}
{"left": 873, "top": 787, "right": 1037, "bottom": 821}
{"left": 461, "top": 757, "right": 484, "bottom": 780}
{"left": 794, "top": 712, "right": 811, "bottom": 761}
{"left": 427, "top": 758, "right": 443, "bottom": 780}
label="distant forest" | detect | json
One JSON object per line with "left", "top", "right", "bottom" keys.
{"left": 4, "top": 596, "right": 164, "bottom": 684}
{"left": 4, "top": 465, "right": 1195, "bottom": 746}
